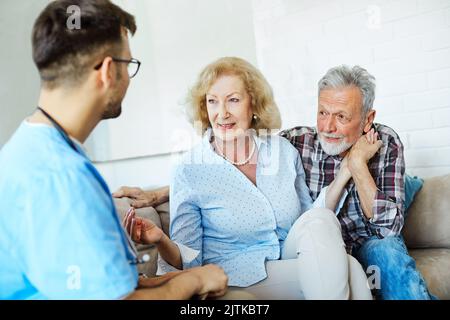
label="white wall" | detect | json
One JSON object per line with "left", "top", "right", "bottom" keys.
{"left": 94, "top": 151, "right": 179, "bottom": 192}
{"left": 252, "top": 0, "right": 450, "bottom": 178}
{"left": 0, "top": 0, "right": 48, "bottom": 147}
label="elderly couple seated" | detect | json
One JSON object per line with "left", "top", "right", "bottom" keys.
{"left": 115, "top": 58, "right": 435, "bottom": 300}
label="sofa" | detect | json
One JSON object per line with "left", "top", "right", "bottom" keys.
{"left": 114, "top": 174, "right": 450, "bottom": 299}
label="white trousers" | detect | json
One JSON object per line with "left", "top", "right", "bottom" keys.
{"left": 221, "top": 208, "right": 372, "bottom": 300}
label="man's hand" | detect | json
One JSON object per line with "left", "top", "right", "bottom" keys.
{"left": 189, "top": 264, "right": 228, "bottom": 299}
{"left": 125, "top": 266, "right": 227, "bottom": 300}
{"left": 348, "top": 128, "right": 383, "bottom": 170}
{"left": 122, "top": 207, "right": 164, "bottom": 245}
{"left": 113, "top": 186, "right": 159, "bottom": 208}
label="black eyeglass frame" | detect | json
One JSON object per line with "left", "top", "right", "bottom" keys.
{"left": 94, "top": 57, "right": 141, "bottom": 79}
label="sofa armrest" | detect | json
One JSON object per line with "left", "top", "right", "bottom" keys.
{"left": 403, "top": 174, "right": 450, "bottom": 249}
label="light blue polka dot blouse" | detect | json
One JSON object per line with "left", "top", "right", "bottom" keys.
{"left": 159, "top": 130, "right": 326, "bottom": 287}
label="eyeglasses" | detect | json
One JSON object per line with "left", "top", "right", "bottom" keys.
{"left": 94, "top": 57, "right": 141, "bottom": 79}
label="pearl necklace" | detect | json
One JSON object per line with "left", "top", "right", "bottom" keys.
{"left": 213, "top": 136, "right": 257, "bottom": 166}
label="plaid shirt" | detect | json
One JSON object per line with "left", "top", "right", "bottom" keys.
{"left": 280, "top": 123, "right": 406, "bottom": 254}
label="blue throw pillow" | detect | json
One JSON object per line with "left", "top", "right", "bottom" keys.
{"left": 404, "top": 174, "right": 424, "bottom": 216}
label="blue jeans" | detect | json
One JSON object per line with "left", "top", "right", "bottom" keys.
{"left": 354, "top": 236, "right": 436, "bottom": 300}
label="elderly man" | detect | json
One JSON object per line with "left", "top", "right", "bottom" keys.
{"left": 279, "top": 65, "right": 434, "bottom": 300}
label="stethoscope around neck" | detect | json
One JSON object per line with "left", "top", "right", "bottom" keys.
{"left": 37, "top": 106, "right": 150, "bottom": 265}
{"left": 37, "top": 106, "right": 78, "bottom": 152}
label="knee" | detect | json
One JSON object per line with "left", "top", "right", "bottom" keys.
{"left": 299, "top": 207, "right": 339, "bottom": 226}
{"left": 361, "top": 237, "right": 403, "bottom": 255}
{"left": 292, "top": 208, "right": 344, "bottom": 248}
{"left": 358, "top": 237, "right": 408, "bottom": 268}
{"left": 299, "top": 208, "right": 341, "bottom": 235}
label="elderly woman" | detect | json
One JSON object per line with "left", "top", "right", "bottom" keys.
{"left": 123, "top": 57, "right": 372, "bottom": 299}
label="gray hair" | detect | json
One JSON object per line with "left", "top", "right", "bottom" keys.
{"left": 318, "top": 65, "right": 376, "bottom": 116}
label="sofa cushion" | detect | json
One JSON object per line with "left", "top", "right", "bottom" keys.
{"left": 403, "top": 174, "right": 450, "bottom": 249}
{"left": 404, "top": 174, "right": 424, "bottom": 214}
{"left": 410, "top": 248, "right": 450, "bottom": 300}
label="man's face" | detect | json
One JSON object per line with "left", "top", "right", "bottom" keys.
{"left": 102, "top": 33, "right": 132, "bottom": 120}
{"left": 317, "top": 86, "right": 365, "bottom": 156}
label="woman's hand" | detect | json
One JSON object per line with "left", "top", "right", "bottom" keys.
{"left": 122, "top": 207, "right": 165, "bottom": 245}
{"left": 113, "top": 187, "right": 160, "bottom": 208}
{"left": 348, "top": 128, "right": 383, "bottom": 170}
{"left": 338, "top": 154, "right": 351, "bottom": 180}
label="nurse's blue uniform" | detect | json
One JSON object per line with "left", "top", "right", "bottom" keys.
{"left": 0, "top": 121, "right": 138, "bottom": 299}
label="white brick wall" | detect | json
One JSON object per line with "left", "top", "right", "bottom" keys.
{"left": 252, "top": 0, "right": 450, "bottom": 178}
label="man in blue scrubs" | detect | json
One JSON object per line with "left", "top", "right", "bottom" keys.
{"left": 0, "top": 0, "right": 227, "bottom": 300}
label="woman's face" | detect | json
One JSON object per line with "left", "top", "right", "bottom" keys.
{"left": 206, "top": 74, "right": 253, "bottom": 141}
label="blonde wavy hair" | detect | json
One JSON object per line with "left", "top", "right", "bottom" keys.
{"left": 187, "top": 57, "right": 281, "bottom": 134}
